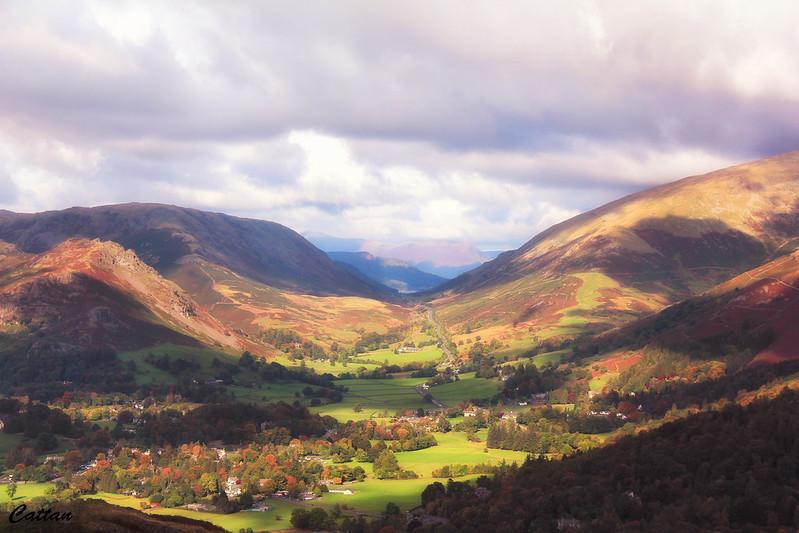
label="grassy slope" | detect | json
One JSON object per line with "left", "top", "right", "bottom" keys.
{"left": 353, "top": 345, "right": 444, "bottom": 366}
{"left": 0, "top": 482, "right": 52, "bottom": 503}
{"left": 84, "top": 492, "right": 301, "bottom": 532}
{"left": 435, "top": 153, "right": 799, "bottom": 360}
{"left": 172, "top": 260, "right": 410, "bottom": 352}
{"left": 311, "top": 378, "right": 429, "bottom": 421}
{"left": 431, "top": 372, "right": 500, "bottom": 403}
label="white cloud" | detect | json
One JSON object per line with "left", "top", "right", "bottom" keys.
{"left": 0, "top": 1, "right": 797, "bottom": 250}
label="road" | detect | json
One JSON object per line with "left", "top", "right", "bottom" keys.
{"left": 415, "top": 383, "right": 446, "bottom": 409}
{"left": 409, "top": 306, "right": 462, "bottom": 410}
{"left": 425, "top": 306, "right": 459, "bottom": 369}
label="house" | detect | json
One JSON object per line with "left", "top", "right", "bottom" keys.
{"left": 464, "top": 406, "right": 486, "bottom": 417}
{"left": 186, "top": 503, "right": 215, "bottom": 512}
{"left": 397, "top": 346, "right": 421, "bottom": 353}
{"left": 225, "top": 477, "right": 242, "bottom": 497}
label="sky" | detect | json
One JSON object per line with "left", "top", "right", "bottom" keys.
{"left": 1, "top": 1, "right": 799, "bottom": 250}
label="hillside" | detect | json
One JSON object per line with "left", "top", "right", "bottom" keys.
{"left": 432, "top": 152, "right": 799, "bottom": 354}
{"left": 420, "top": 389, "right": 799, "bottom": 532}
{"left": 0, "top": 498, "right": 224, "bottom": 532}
{"left": 0, "top": 204, "right": 412, "bottom": 355}
{"left": 0, "top": 239, "right": 247, "bottom": 356}
{"left": 329, "top": 251, "right": 447, "bottom": 293}
{"left": 0, "top": 203, "right": 386, "bottom": 298}
{"left": 579, "top": 248, "right": 799, "bottom": 393}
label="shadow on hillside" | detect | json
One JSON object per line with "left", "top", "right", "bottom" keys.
{"left": 629, "top": 359, "right": 799, "bottom": 417}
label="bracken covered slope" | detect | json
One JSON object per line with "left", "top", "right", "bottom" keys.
{"left": 0, "top": 239, "right": 250, "bottom": 356}
{"left": 433, "top": 151, "right": 799, "bottom": 348}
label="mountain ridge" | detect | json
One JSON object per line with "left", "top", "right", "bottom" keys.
{"left": 0, "top": 203, "right": 388, "bottom": 299}
{"left": 431, "top": 150, "right": 799, "bottom": 352}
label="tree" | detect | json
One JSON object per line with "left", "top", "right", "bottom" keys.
{"left": 421, "top": 481, "right": 445, "bottom": 506}
{"left": 373, "top": 449, "right": 401, "bottom": 479}
{"left": 239, "top": 492, "right": 254, "bottom": 509}
{"left": 6, "top": 481, "right": 17, "bottom": 500}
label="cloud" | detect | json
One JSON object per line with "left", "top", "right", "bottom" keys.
{"left": 0, "top": 1, "right": 798, "bottom": 248}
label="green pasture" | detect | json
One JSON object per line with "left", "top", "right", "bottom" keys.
{"left": 394, "top": 431, "right": 527, "bottom": 477}
{"left": 311, "top": 378, "right": 429, "bottom": 422}
{"left": 85, "top": 492, "right": 301, "bottom": 532}
{"left": 430, "top": 372, "right": 499, "bottom": 404}
{"left": 0, "top": 482, "right": 52, "bottom": 503}
{"left": 118, "top": 343, "right": 233, "bottom": 385}
{"left": 354, "top": 344, "right": 444, "bottom": 366}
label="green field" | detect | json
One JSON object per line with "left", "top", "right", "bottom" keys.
{"left": 502, "top": 349, "right": 569, "bottom": 369}
{"left": 430, "top": 372, "right": 499, "bottom": 404}
{"left": 354, "top": 345, "right": 444, "bottom": 366}
{"left": 0, "top": 482, "right": 52, "bottom": 503}
{"left": 395, "top": 431, "right": 527, "bottom": 477}
{"left": 319, "top": 477, "right": 433, "bottom": 512}
{"left": 589, "top": 373, "right": 617, "bottom": 392}
{"left": 272, "top": 355, "right": 380, "bottom": 376}
{"left": 119, "top": 343, "right": 233, "bottom": 385}
{"left": 226, "top": 382, "right": 312, "bottom": 405}
{"left": 85, "top": 492, "right": 302, "bottom": 532}
{"left": 311, "top": 378, "right": 429, "bottom": 421}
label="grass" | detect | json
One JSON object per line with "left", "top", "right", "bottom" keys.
{"left": 226, "top": 382, "right": 311, "bottom": 405}
{"left": 354, "top": 344, "right": 444, "bottom": 366}
{"left": 118, "top": 343, "right": 233, "bottom": 385}
{"left": 85, "top": 492, "right": 302, "bottom": 532}
{"left": 431, "top": 372, "right": 499, "bottom": 404}
{"left": 0, "top": 482, "right": 52, "bottom": 503}
{"left": 589, "top": 373, "right": 617, "bottom": 392}
{"left": 311, "top": 378, "right": 429, "bottom": 422}
{"left": 320, "top": 431, "right": 528, "bottom": 512}
{"left": 272, "top": 355, "right": 380, "bottom": 377}
{"left": 395, "top": 431, "right": 527, "bottom": 477}
{"left": 502, "top": 349, "right": 569, "bottom": 369}
{"left": 318, "top": 478, "right": 433, "bottom": 513}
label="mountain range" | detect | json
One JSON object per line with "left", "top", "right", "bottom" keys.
{"left": 328, "top": 251, "right": 447, "bottom": 293}
{"left": 306, "top": 232, "right": 501, "bottom": 278}
{"left": 1, "top": 152, "right": 798, "bottom": 384}
{"left": 0, "top": 204, "right": 408, "bottom": 360}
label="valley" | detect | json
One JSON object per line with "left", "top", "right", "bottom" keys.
{"left": 2, "top": 153, "right": 799, "bottom": 532}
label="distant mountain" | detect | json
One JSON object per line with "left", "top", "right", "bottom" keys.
{"left": 328, "top": 251, "right": 447, "bottom": 293}
{"left": 433, "top": 151, "right": 799, "bottom": 343}
{"left": 0, "top": 203, "right": 386, "bottom": 298}
{"left": 303, "top": 232, "right": 365, "bottom": 253}
{"left": 305, "top": 232, "right": 501, "bottom": 278}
